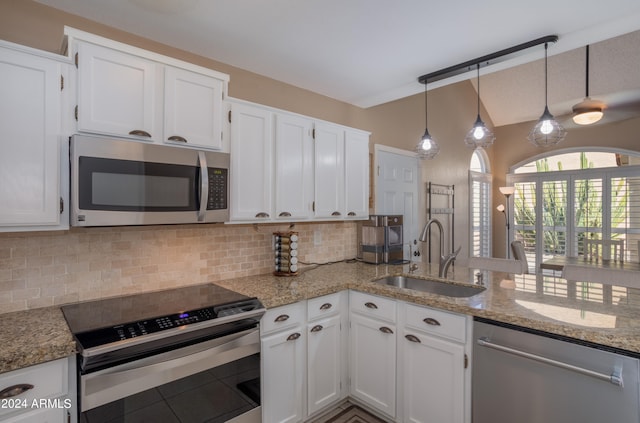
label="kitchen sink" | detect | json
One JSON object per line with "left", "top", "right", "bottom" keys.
{"left": 372, "top": 275, "right": 486, "bottom": 297}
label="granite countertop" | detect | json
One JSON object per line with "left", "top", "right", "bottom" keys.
{"left": 3, "top": 259, "right": 640, "bottom": 374}
{"left": 216, "top": 261, "right": 640, "bottom": 354}
{"left": 0, "top": 306, "right": 76, "bottom": 374}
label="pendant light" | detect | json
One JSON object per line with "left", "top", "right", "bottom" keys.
{"left": 528, "top": 42, "right": 566, "bottom": 147}
{"left": 572, "top": 45, "right": 603, "bottom": 125}
{"left": 415, "top": 81, "right": 440, "bottom": 160}
{"left": 464, "top": 64, "right": 495, "bottom": 148}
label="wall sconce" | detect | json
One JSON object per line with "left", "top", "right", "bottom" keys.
{"left": 499, "top": 186, "right": 516, "bottom": 258}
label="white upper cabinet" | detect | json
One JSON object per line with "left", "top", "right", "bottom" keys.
{"left": 164, "top": 66, "right": 224, "bottom": 150}
{"left": 0, "top": 41, "right": 70, "bottom": 231}
{"left": 313, "top": 122, "right": 345, "bottom": 219}
{"left": 76, "top": 42, "right": 159, "bottom": 141}
{"left": 344, "top": 130, "right": 370, "bottom": 218}
{"left": 229, "top": 101, "right": 274, "bottom": 221}
{"left": 68, "top": 28, "right": 229, "bottom": 150}
{"left": 274, "top": 113, "right": 314, "bottom": 220}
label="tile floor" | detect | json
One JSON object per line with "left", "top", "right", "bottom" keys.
{"left": 310, "top": 401, "right": 390, "bottom": 423}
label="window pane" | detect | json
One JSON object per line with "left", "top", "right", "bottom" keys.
{"left": 542, "top": 180, "right": 567, "bottom": 259}
{"left": 574, "top": 177, "right": 603, "bottom": 255}
{"left": 611, "top": 176, "right": 640, "bottom": 261}
{"left": 513, "top": 181, "right": 536, "bottom": 272}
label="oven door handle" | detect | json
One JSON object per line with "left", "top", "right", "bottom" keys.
{"left": 81, "top": 327, "right": 259, "bottom": 412}
{"left": 197, "top": 151, "right": 209, "bottom": 222}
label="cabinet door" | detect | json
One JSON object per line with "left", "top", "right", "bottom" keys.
{"left": 349, "top": 312, "right": 396, "bottom": 418}
{"left": 77, "top": 42, "right": 158, "bottom": 140}
{"left": 307, "top": 314, "right": 342, "bottom": 416}
{"left": 313, "top": 122, "right": 344, "bottom": 219}
{"left": 261, "top": 327, "right": 306, "bottom": 423}
{"left": 4, "top": 407, "right": 66, "bottom": 423}
{"left": 164, "top": 66, "right": 224, "bottom": 150}
{"left": 229, "top": 102, "right": 273, "bottom": 221}
{"left": 344, "top": 130, "right": 370, "bottom": 219}
{"left": 274, "top": 114, "right": 314, "bottom": 220}
{"left": 401, "top": 330, "right": 465, "bottom": 423}
{"left": 0, "top": 47, "right": 62, "bottom": 228}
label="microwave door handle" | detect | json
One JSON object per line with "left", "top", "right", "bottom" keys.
{"left": 197, "top": 151, "right": 209, "bottom": 222}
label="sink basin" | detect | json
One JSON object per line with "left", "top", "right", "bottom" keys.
{"left": 372, "top": 275, "right": 486, "bottom": 298}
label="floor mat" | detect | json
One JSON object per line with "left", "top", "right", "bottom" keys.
{"left": 322, "top": 404, "right": 388, "bottom": 423}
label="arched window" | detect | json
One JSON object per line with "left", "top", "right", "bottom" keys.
{"left": 507, "top": 148, "right": 640, "bottom": 272}
{"left": 469, "top": 148, "right": 492, "bottom": 257}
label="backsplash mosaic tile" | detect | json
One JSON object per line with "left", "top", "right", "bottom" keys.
{"left": 0, "top": 222, "right": 357, "bottom": 313}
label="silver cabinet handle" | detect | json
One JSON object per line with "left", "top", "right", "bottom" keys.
{"left": 274, "top": 314, "right": 290, "bottom": 322}
{"left": 167, "top": 135, "right": 187, "bottom": 143}
{"left": 477, "top": 337, "right": 624, "bottom": 387}
{"left": 287, "top": 332, "right": 301, "bottom": 341}
{"left": 405, "top": 334, "right": 421, "bottom": 343}
{"left": 364, "top": 302, "right": 378, "bottom": 309}
{"left": 310, "top": 325, "right": 323, "bottom": 333}
{"left": 331, "top": 211, "right": 341, "bottom": 216}
{"left": 319, "top": 303, "right": 333, "bottom": 310}
{"left": 0, "top": 384, "right": 34, "bottom": 399}
{"left": 348, "top": 212, "right": 356, "bottom": 216}
{"left": 129, "top": 130, "right": 151, "bottom": 137}
{"left": 423, "top": 317, "right": 441, "bottom": 326}
{"left": 379, "top": 326, "right": 394, "bottom": 334}
{"left": 255, "top": 212, "right": 270, "bottom": 218}
{"left": 278, "top": 211, "right": 292, "bottom": 217}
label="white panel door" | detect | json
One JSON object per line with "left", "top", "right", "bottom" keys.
{"left": 274, "top": 113, "right": 314, "bottom": 220}
{"left": 314, "top": 122, "right": 344, "bottom": 219}
{"left": 375, "top": 147, "right": 419, "bottom": 260}
{"left": 164, "top": 66, "right": 224, "bottom": 150}
{"left": 229, "top": 102, "right": 273, "bottom": 221}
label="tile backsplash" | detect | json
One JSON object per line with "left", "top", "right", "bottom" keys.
{"left": 0, "top": 221, "right": 357, "bottom": 313}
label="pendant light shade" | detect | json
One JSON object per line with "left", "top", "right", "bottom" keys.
{"left": 464, "top": 64, "right": 495, "bottom": 149}
{"left": 528, "top": 42, "right": 566, "bottom": 147}
{"left": 572, "top": 45, "right": 603, "bottom": 125}
{"left": 416, "top": 82, "right": 440, "bottom": 160}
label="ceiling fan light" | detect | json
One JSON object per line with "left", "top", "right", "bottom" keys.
{"left": 572, "top": 99, "right": 604, "bottom": 125}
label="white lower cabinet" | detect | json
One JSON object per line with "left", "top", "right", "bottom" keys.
{"left": 349, "top": 292, "right": 397, "bottom": 419}
{"left": 0, "top": 357, "right": 75, "bottom": 423}
{"left": 398, "top": 302, "right": 470, "bottom": 423}
{"left": 261, "top": 302, "right": 307, "bottom": 423}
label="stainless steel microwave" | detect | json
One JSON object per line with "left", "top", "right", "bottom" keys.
{"left": 70, "top": 135, "right": 229, "bottom": 226}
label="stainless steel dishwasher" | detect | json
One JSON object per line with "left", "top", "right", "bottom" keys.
{"left": 473, "top": 318, "right": 640, "bottom": 423}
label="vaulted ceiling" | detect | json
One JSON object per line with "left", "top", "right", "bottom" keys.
{"left": 34, "top": 0, "right": 640, "bottom": 127}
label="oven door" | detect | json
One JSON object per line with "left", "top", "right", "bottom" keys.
{"left": 79, "top": 327, "right": 261, "bottom": 423}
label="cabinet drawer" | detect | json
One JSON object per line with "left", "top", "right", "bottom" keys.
{"left": 307, "top": 292, "right": 341, "bottom": 321}
{"left": 261, "top": 301, "right": 306, "bottom": 335}
{"left": 403, "top": 303, "right": 467, "bottom": 343}
{"left": 350, "top": 291, "right": 396, "bottom": 323}
{"left": 0, "top": 358, "right": 68, "bottom": 418}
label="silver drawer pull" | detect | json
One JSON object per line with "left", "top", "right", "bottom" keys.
{"left": 0, "top": 384, "right": 34, "bottom": 399}
{"left": 167, "top": 135, "right": 187, "bottom": 143}
{"left": 128, "top": 129, "right": 151, "bottom": 137}
{"left": 319, "top": 303, "right": 333, "bottom": 310}
{"left": 331, "top": 211, "right": 341, "bottom": 216}
{"left": 379, "top": 326, "right": 394, "bottom": 334}
{"left": 255, "top": 212, "right": 270, "bottom": 218}
{"left": 274, "top": 314, "right": 290, "bottom": 322}
{"left": 348, "top": 212, "right": 356, "bottom": 216}
{"left": 405, "top": 334, "right": 421, "bottom": 343}
{"left": 287, "top": 332, "right": 301, "bottom": 341}
{"left": 423, "top": 317, "right": 441, "bottom": 326}
{"left": 365, "top": 302, "right": 378, "bottom": 309}
{"left": 477, "top": 337, "right": 624, "bottom": 387}
{"left": 279, "top": 211, "right": 292, "bottom": 217}
{"left": 310, "top": 325, "right": 323, "bottom": 333}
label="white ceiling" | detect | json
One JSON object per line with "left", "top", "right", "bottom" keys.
{"left": 34, "top": 0, "right": 640, "bottom": 126}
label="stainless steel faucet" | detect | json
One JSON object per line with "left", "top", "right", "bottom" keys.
{"left": 418, "top": 218, "right": 461, "bottom": 278}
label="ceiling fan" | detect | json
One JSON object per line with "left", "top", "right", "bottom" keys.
{"left": 559, "top": 45, "right": 640, "bottom": 128}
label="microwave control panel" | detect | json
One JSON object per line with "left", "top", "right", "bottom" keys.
{"left": 207, "top": 168, "right": 228, "bottom": 210}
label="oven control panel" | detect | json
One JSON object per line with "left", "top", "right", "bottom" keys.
{"left": 75, "top": 298, "right": 263, "bottom": 348}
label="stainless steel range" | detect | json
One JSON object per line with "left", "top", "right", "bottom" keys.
{"left": 61, "top": 283, "right": 265, "bottom": 423}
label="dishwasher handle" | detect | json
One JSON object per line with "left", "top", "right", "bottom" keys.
{"left": 477, "top": 336, "right": 624, "bottom": 387}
